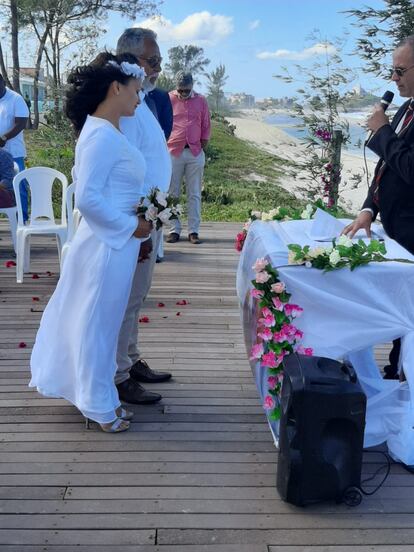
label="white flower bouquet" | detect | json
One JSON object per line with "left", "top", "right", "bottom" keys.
{"left": 136, "top": 188, "right": 182, "bottom": 231}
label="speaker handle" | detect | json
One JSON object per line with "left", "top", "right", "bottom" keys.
{"left": 341, "top": 361, "right": 357, "bottom": 383}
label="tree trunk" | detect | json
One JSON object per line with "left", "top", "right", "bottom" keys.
{"left": 10, "top": 0, "right": 21, "bottom": 94}
{"left": 0, "top": 41, "right": 13, "bottom": 88}
{"left": 31, "top": 19, "right": 49, "bottom": 129}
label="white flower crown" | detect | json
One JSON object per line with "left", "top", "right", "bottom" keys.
{"left": 107, "top": 60, "right": 146, "bottom": 81}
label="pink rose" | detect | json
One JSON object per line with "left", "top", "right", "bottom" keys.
{"left": 272, "top": 296, "right": 284, "bottom": 311}
{"left": 263, "top": 395, "right": 275, "bottom": 410}
{"left": 267, "top": 376, "right": 278, "bottom": 388}
{"left": 258, "top": 328, "right": 273, "bottom": 342}
{"left": 271, "top": 282, "right": 285, "bottom": 294}
{"left": 261, "top": 306, "right": 272, "bottom": 317}
{"left": 252, "top": 258, "right": 268, "bottom": 272}
{"left": 272, "top": 330, "right": 285, "bottom": 343}
{"left": 260, "top": 314, "right": 275, "bottom": 328}
{"left": 250, "top": 342, "right": 264, "bottom": 360}
{"left": 250, "top": 289, "right": 264, "bottom": 299}
{"left": 255, "top": 271, "right": 271, "bottom": 284}
{"left": 284, "top": 304, "right": 303, "bottom": 318}
{"left": 261, "top": 351, "right": 284, "bottom": 368}
{"left": 296, "top": 346, "right": 313, "bottom": 356}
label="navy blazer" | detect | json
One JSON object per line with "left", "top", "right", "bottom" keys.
{"left": 147, "top": 88, "right": 173, "bottom": 140}
{"left": 363, "top": 99, "right": 414, "bottom": 254}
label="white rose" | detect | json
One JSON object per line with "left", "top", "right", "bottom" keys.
{"left": 158, "top": 208, "right": 172, "bottom": 224}
{"left": 155, "top": 191, "right": 168, "bottom": 207}
{"left": 268, "top": 208, "right": 280, "bottom": 217}
{"left": 329, "top": 249, "right": 341, "bottom": 266}
{"left": 145, "top": 204, "right": 158, "bottom": 221}
{"left": 337, "top": 234, "right": 353, "bottom": 248}
{"left": 308, "top": 246, "right": 325, "bottom": 259}
{"left": 261, "top": 212, "right": 272, "bottom": 221}
{"left": 288, "top": 250, "right": 303, "bottom": 265}
{"left": 300, "top": 209, "right": 312, "bottom": 219}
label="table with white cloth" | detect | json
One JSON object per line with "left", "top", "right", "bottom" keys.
{"left": 236, "top": 219, "right": 414, "bottom": 465}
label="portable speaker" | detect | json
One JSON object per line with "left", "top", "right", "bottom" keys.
{"left": 276, "top": 353, "right": 366, "bottom": 506}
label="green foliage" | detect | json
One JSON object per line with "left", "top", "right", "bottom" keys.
{"left": 206, "top": 64, "right": 228, "bottom": 113}
{"left": 274, "top": 33, "right": 357, "bottom": 207}
{"left": 346, "top": 0, "right": 414, "bottom": 78}
{"left": 164, "top": 45, "right": 210, "bottom": 80}
{"left": 201, "top": 119, "right": 302, "bottom": 221}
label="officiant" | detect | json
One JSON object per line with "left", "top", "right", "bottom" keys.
{"left": 343, "top": 35, "right": 414, "bottom": 379}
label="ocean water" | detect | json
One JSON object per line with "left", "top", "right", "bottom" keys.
{"left": 265, "top": 112, "right": 377, "bottom": 159}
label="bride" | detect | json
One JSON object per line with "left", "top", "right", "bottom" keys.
{"left": 30, "top": 52, "right": 153, "bottom": 433}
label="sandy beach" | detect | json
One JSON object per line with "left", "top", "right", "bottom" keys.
{"left": 227, "top": 109, "right": 377, "bottom": 214}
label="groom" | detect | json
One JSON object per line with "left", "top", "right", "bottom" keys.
{"left": 115, "top": 27, "right": 172, "bottom": 404}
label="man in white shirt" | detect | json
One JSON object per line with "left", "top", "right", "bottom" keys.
{"left": 115, "top": 28, "right": 173, "bottom": 404}
{"left": 0, "top": 76, "right": 29, "bottom": 221}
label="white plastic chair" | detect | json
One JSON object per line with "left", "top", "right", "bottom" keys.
{"left": 13, "top": 167, "right": 68, "bottom": 283}
{"left": 0, "top": 162, "right": 20, "bottom": 252}
{"left": 60, "top": 182, "right": 77, "bottom": 268}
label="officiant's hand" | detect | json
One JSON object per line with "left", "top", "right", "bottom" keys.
{"left": 133, "top": 217, "right": 153, "bottom": 239}
{"left": 342, "top": 211, "right": 373, "bottom": 238}
{"left": 366, "top": 105, "right": 390, "bottom": 133}
{"left": 138, "top": 237, "right": 153, "bottom": 262}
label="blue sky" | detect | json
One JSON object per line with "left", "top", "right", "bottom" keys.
{"left": 102, "top": 0, "right": 392, "bottom": 100}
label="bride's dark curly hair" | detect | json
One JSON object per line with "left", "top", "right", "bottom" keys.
{"left": 65, "top": 52, "right": 140, "bottom": 134}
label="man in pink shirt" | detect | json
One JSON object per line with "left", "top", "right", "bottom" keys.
{"left": 166, "top": 71, "right": 211, "bottom": 244}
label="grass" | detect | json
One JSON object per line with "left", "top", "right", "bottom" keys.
{"left": 202, "top": 119, "right": 302, "bottom": 221}
{"left": 24, "top": 117, "right": 302, "bottom": 222}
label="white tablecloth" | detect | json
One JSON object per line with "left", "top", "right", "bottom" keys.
{"left": 236, "top": 219, "right": 414, "bottom": 465}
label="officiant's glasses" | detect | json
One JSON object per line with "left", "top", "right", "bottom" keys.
{"left": 391, "top": 64, "right": 414, "bottom": 77}
{"left": 138, "top": 55, "right": 162, "bottom": 68}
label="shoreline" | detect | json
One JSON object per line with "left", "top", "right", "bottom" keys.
{"left": 227, "top": 109, "right": 377, "bottom": 214}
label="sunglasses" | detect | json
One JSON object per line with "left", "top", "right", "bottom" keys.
{"left": 139, "top": 55, "right": 162, "bottom": 69}
{"left": 391, "top": 64, "right": 414, "bottom": 77}
{"left": 177, "top": 88, "right": 192, "bottom": 94}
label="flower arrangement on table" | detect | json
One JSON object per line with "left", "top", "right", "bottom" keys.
{"left": 137, "top": 188, "right": 182, "bottom": 230}
{"left": 235, "top": 200, "right": 340, "bottom": 253}
{"left": 287, "top": 234, "right": 414, "bottom": 271}
{"left": 249, "top": 258, "right": 312, "bottom": 421}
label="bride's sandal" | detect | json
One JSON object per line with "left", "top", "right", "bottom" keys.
{"left": 116, "top": 406, "right": 134, "bottom": 420}
{"left": 84, "top": 417, "right": 130, "bottom": 433}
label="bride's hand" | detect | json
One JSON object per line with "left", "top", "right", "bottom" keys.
{"left": 133, "top": 217, "right": 153, "bottom": 239}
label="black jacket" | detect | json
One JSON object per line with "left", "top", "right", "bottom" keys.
{"left": 363, "top": 99, "right": 414, "bottom": 254}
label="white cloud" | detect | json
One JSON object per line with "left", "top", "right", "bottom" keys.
{"left": 136, "top": 12, "right": 233, "bottom": 45}
{"left": 249, "top": 19, "right": 260, "bottom": 30}
{"left": 257, "top": 43, "right": 336, "bottom": 61}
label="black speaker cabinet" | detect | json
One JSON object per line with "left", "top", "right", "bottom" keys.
{"left": 276, "top": 353, "right": 366, "bottom": 506}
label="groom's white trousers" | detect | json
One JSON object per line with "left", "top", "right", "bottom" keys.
{"left": 115, "top": 228, "right": 162, "bottom": 384}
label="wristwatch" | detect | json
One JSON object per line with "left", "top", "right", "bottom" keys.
{"left": 0, "top": 135, "right": 7, "bottom": 142}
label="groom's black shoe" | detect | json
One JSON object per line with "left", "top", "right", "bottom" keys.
{"left": 130, "top": 359, "right": 172, "bottom": 383}
{"left": 383, "top": 364, "right": 399, "bottom": 380}
{"left": 116, "top": 379, "right": 161, "bottom": 404}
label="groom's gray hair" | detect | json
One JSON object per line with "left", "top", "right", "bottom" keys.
{"left": 116, "top": 28, "right": 157, "bottom": 57}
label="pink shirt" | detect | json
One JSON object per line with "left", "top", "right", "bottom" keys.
{"left": 168, "top": 91, "right": 211, "bottom": 157}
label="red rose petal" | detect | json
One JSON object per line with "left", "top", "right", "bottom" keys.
{"left": 32, "top": 297, "right": 40, "bottom": 302}
{"left": 157, "top": 302, "right": 165, "bottom": 307}
{"left": 46, "top": 271, "right": 53, "bottom": 276}
{"left": 176, "top": 300, "right": 188, "bottom": 306}
{"left": 176, "top": 312, "right": 181, "bottom": 316}
{"left": 32, "top": 274, "right": 39, "bottom": 279}
{"left": 139, "top": 316, "right": 150, "bottom": 323}
{"left": 5, "top": 261, "right": 16, "bottom": 268}
{"left": 18, "top": 342, "right": 27, "bottom": 348}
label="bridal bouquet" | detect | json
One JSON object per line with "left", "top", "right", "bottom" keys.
{"left": 137, "top": 188, "right": 182, "bottom": 230}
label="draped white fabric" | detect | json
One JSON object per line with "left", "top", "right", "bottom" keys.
{"left": 236, "top": 219, "right": 414, "bottom": 464}
{"left": 30, "top": 116, "right": 145, "bottom": 424}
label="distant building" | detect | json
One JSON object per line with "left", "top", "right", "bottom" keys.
{"left": 350, "top": 83, "right": 368, "bottom": 97}
{"left": 6, "top": 67, "right": 47, "bottom": 108}
{"left": 228, "top": 92, "right": 255, "bottom": 108}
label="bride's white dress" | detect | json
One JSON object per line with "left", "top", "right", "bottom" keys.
{"left": 30, "top": 115, "right": 145, "bottom": 423}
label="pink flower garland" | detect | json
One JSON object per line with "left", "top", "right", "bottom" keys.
{"left": 249, "top": 257, "right": 313, "bottom": 421}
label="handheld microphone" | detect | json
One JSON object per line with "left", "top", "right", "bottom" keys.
{"left": 365, "top": 90, "right": 394, "bottom": 145}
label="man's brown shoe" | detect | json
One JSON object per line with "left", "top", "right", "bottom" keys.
{"left": 166, "top": 232, "right": 180, "bottom": 243}
{"left": 188, "top": 233, "right": 202, "bottom": 244}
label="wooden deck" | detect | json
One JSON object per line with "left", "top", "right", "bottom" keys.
{"left": 0, "top": 220, "right": 413, "bottom": 552}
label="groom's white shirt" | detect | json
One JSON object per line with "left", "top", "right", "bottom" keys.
{"left": 120, "top": 94, "right": 171, "bottom": 195}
